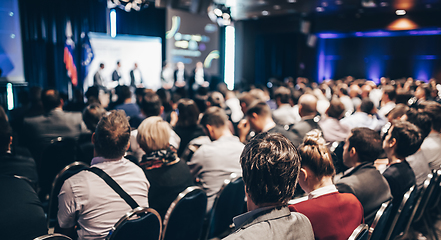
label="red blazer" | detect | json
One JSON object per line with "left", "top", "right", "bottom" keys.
{"left": 289, "top": 192, "right": 364, "bottom": 240}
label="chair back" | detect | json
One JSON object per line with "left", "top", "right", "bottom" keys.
{"left": 348, "top": 224, "right": 369, "bottom": 240}
{"left": 107, "top": 207, "right": 162, "bottom": 240}
{"left": 33, "top": 233, "right": 72, "bottom": 240}
{"left": 384, "top": 185, "right": 419, "bottom": 240}
{"left": 162, "top": 186, "right": 207, "bottom": 240}
{"left": 368, "top": 200, "right": 393, "bottom": 240}
{"left": 39, "top": 137, "right": 79, "bottom": 200}
{"left": 205, "top": 174, "right": 245, "bottom": 239}
{"left": 47, "top": 161, "right": 90, "bottom": 228}
{"left": 425, "top": 168, "right": 441, "bottom": 213}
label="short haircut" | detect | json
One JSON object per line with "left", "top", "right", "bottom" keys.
{"left": 383, "top": 85, "right": 396, "bottom": 101}
{"left": 140, "top": 92, "right": 162, "bottom": 118}
{"left": 200, "top": 107, "right": 228, "bottom": 128}
{"left": 41, "top": 89, "right": 61, "bottom": 111}
{"left": 359, "top": 98, "right": 374, "bottom": 114}
{"left": 118, "top": 85, "right": 132, "bottom": 100}
{"left": 327, "top": 98, "right": 345, "bottom": 119}
{"left": 275, "top": 86, "right": 291, "bottom": 104}
{"left": 246, "top": 101, "right": 271, "bottom": 117}
{"left": 298, "top": 94, "right": 317, "bottom": 115}
{"left": 387, "top": 104, "right": 408, "bottom": 119}
{"left": 99, "top": 63, "right": 104, "bottom": 68}
{"left": 405, "top": 108, "right": 431, "bottom": 139}
{"left": 348, "top": 127, "right": 382, "bottom": 163}
{"left": 176, "top": 99, "right": 200, "bottom": 127}
{"left": 83, "top": 103, "right": 107, "bottom": 132}
{"left": 207, "top": 91, "right": 225, "bottom": 108}
{"left": 94, "top": 110, "right": 131, "bottom": 159}
{"left": 299, "top": 130, "right": 335, "bottom": 178}
{"left": 417, "top": 84, "right": 431, "bottom": 99}
{"left": 240, "top": 132, "right": 301, "bottom": 206}
{"left": 0, "top": 118, "right": 12, "bottom": 152}
{"left": 390, "top": 120, "right": 423, "bottom": 159}
{"left": 238, "top": 92, "right": 256, "bottom": 108}
{"left": 418, "top": 101, "right": 441, "bottom": 132}
{"left": 137, "top": 116, "right": 171, "bottom": 152}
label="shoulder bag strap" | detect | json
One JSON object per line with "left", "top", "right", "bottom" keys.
{"left": 88, "top": 167, "right": 139, "bottom": 209}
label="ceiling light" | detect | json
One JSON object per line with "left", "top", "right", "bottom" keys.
{"left": 395, "top": 9, "right": 406, "bottom": 15}
{"left": 262, "top": 10, "right": 269, "bottom": 15}
{"left": 288, "top": 0, "right": 296, "bottom": 3}
{"left": 316, "top": 7, "right": 324, "bottom": 12}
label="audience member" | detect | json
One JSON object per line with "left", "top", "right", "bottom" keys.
{"left": 188, "top": 107, "right": 243, "bottom": 212}
{"left": 272, "top": 86, "right": 298, "bottom": 126}
{"left": 336, "top": 127, "right": 392, "bottom": 225}
{"left": 78, "top": 104, "right": 107, "bottom": 163}
{"left": 114, "top": 85, "right": 140, "bottom": 119}
{"left": 137, "top": 116, "right": 194, "bottom": 218}
{"left": 378, "top": 85, "right": 396, "bottom": 117}
{"left": 223, "top": 132, "right": 314, "bottom": 240}
{"left": 340, "top": 98, "right": 387, "bottom": 132}
{"left": 289, "top": 130, "right": 363, "bottom": 240}
{"left": 417, "top": 101, "right": 441, "bottom": 170}
{"left": 57, "top": 110, "right": 149, "bottom": 239}
{"left": 318, "top": 98, "right": 351, "bottom": 143}
{"left": 382, "top": 120, "right": 421, "bottom": 205}
{"left": 290, "top": 94, "right": 322, "bottom": 146}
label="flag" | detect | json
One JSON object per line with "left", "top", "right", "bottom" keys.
{"left": 81, "top": 31, "right": 94, "bottom": 84}
{"left": 64, "top": 20, "right": 78, "bottom": 87}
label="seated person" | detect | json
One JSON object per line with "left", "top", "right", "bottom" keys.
{"left": 417, "top": 101, "right": 441, "bottom": 170}
{"left": 137, "top": 116, "right": 194, "bottom": 218}
{"left": 336, "top": 127, "right": 392, "bottom": 225}
{"left": 78, "top": 104, "right": 107, "bottom": 163}
{"left": 289, "top": 130, "right": 363, "bottom": 240}
{"left": 57, "top": 110, "right": 149, "bottom": 239}
{"left": 382, "top": 120, "right": 421, "bottom": 205}
{"left": 223, "top": 132, "right": 314, "bottom": 240}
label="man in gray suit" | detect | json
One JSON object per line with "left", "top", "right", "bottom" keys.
{"left": 336, "top": 127, "right": 392, "bottom": 225}
{"left": 289, "top": 94, "right": 322, "bottom": 147}
{"left": 223, "top": 132, "right": 314, "bottom": 240}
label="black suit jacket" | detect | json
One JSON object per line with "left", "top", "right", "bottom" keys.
{"left": 336, "top": 162, "right": 392, "bottom": 225}
{"left": 290, "top": 116, "right": 322, "bottom": 147}
{"left": 173, "top": 69, "right": 188, "bottom": 85}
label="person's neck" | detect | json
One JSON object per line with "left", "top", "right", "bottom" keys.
{"left": 387, "top": 155, "right": 403, "bottom": 165}
{"left": 310, "top": 177, "right": 334, "bottom": 192}
{"left": 262, "top": 119, "right": 276, "bottom": 132}
{"left": 124, "top": 98, "right": 132, "bottom": 104}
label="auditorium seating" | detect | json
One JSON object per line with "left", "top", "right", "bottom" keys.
{"left": 33, "top": 233, "right": 72, "bottom": 240}
{"left": 348, "top": 224, "right": 369, "bottom": 240}
{"left": 368, "top": 200, "right": 393, "bottom": 240}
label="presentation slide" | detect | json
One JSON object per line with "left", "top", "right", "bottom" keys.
{"left": 0, "top": 0, "right": 25, "bottom": 82}
{"left": 166, "top": 8, "right": 219, "bottom": 75}
{"left": 84, "top": 32, "right": 162, "bottom": 91}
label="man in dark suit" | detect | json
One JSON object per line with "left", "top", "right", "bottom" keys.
{"left": 93, "top": 63, "right": 105, "bottom": 90}
{"left": 112, "top": 61, "right": 122, "bottom": 84}
{"left": 130, "top": 63, "right": 143, "bottom": 88}
{"left": 336, "top": 127, "right": 392, "bottom": 225}
{"left": 289, "top": 93, "right": 322, "bottom": 146}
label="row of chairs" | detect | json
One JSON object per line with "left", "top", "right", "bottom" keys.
{"left": 349, "top": 167, "right": 441, "bottom": 240}
{"left": 46, "top": 161, "right": 246, "bottom": 240}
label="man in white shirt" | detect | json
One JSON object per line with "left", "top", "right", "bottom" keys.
{"left": 57, "top": 110, "right": 149, "bottom": 240}
{"left": 130, "top": 63, "right": 143, "bottom": 88}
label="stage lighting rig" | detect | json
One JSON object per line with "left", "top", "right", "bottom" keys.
{"left": 109, "top": 0, "right": 149, "bottom": 12}
{"left": 208, "top": 3, "right": 232, "bottom": 26}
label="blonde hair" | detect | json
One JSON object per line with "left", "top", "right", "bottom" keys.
{"left": 137, "top": 116, "right": 171, "bottom": 152}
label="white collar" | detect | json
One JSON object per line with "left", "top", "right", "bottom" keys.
{"left": 307, "top": 184, "right": 338, "bottom": 200}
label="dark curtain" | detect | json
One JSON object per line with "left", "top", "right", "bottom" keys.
{"left": 19, "top": 0, "right": 165, "bottom": 93}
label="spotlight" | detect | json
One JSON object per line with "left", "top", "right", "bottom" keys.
{"left": 109, "top": 0, "right": 148, "bottom": 12}
{"left": 395, "top": 9, "right": 406, "bottom": 15}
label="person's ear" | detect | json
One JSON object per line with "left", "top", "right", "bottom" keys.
{"left": 159, "top": 106, "right": 164, "bottom": 115}
{"left": 205, "top": 124, "right": 215, "bottom": 137}
{"left": 389, "top": 138, "right": 397, "bottom": 149}
{"left": 91, "top": 132, "right": 95, "bottom": 144}
{"left": 349, "top": 147, "right": 357, "bottom": 158}
{"left": 299, "top": 167, "right": 308, "bottom": 181}
{"left": 251, "top": 112, "right": 258, "bottom": 120}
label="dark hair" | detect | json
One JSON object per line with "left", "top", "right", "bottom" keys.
{"left": 327, "top": 98, "right": 345, "bottom": 119}
{"left": 118, "top": 85, "right": 132, "bottom": 101}
{"left": 200, "top": 107, "right": 228, "bottom": 128}
{"left": 417, "top": 84, "right": 431, "bottom": 99}
{"left": 176, "top": 99, "right": 200, "bottom": 127}
{"left": 207, "top": 91, "right": 225, "bottom": 108}
{"left": 348, "top": 127, "right": 382, "bottom": 163}
{"left": 359, "top": 98, "right": 374, "bottom": 114}
{"left": 94, "top": 110, "right": 131, "bottom": 159}
{"left": 99, "top": 63, "right": 104, "bottom": 68}
{"left": 140, "top": 92, "right": 162, "bottom": 118}
{"left": 246, "top": 101, "right": 271, "bottom": 117}
{"left": 383, "top": 85, "right": 396, "bottom": 101}
{"left": 240, "top": 132, "right": 301, "bottom": 205}
{"left": 418, "top": 101, "right": 441, "bottom": 132}
{"left": 405, "top": 108, "right": 431, "bottom": 139}
{"left": 238, "top": 92, "right": 256, "bottom": 108}
{"left": 41, "top": 89, "right": 61, "bottom": 112}
{"left": 299, "top": 130, "right": 335, "bottom": 178}
{"left": 390, "top": 120, "right": 423, "bottom": 159}
{"left": 83, "top": 104, "right": 107, "bottom": 132}
{"left": 387, "top": 103, "right": 408, "bottom": 119}
{"left": 275, "top": 86, "right": 291, "bottom": 104}
{"left": 0, "top": 118, "right": 12, "bottom": 152}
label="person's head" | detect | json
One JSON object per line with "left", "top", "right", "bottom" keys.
{"left": 343, "top": 127, "right": 382, "bottom": 168}
{"left": 383, "top": 120, "right": 423, "bottom": 160}
{"left": 359, "top": 98, "right": 374, "bottom": 114}
{"left": 93, "top": 110, "right": 131, "bottom": 159}
{"left": 41, "top": 89, "right": 63, "bottom": 112}
{"left": 140, "top": 92, "right": 163, "bottom": 118}
{"left": 99, "top": 63, "right": 105, "bottom": 69}
{"left": 326, "top": 98, "right": 345, "bottom": 120}
{"left": 415, "top": 84, "right": 431, "bottom": 100}
{"left": 405, "top": 108, "right": 431, "bottom": 140}
{"left": 297, "top": 130, "right": 335, "bottom": 193}
{"left": 176, "top": 99, "right": 200, "bottom": 127}
{"left": 246, "top": 101, "right": 272, "bottom": 133}
{"left": 118, "top": 86, "right": 132, "bottom": 101}
{"left": 134, "top": 63, "right": 138, "bottom": 68}
{"left": 274, "top": 86, "right": 291, "bottom": 106}
{"left": 387, "top": 103, "right": 408, "bottom": 121}
{"left": 117, "top": 61, "right": 121, "bottom": 67}
{"left": 177, "top": 62, "right": 185, "bottom": 70}
{"left": 83, "top": 104, "right": 107, "bottom": 132}
{"left": 382, "top": 85, "right": 396, "bottom": 103}
{"left": 137, "top": 116, "right": 171, "bottom": 153}
{"left": 207, "top": 91, "right": 225, "bottom": 109}
{"left": 200, "top": 107, "right": 229, "bottom": 141}
{"left": 238, "top": 92, "right": 256, "bottom": 114}
{"left": 298, "top": 94, "right": 318, "bottom": 117}
{"left": 0, "top": 118, "right": 12, "bottom": 153}
{"left": 418, "top": 101, "right": 441, "bottom": 133}
{"left": 196, "top": 61, "right": 203, "bottom": 68}
{"left": 240, "top": 132, "right": 301, "bottom": 209}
